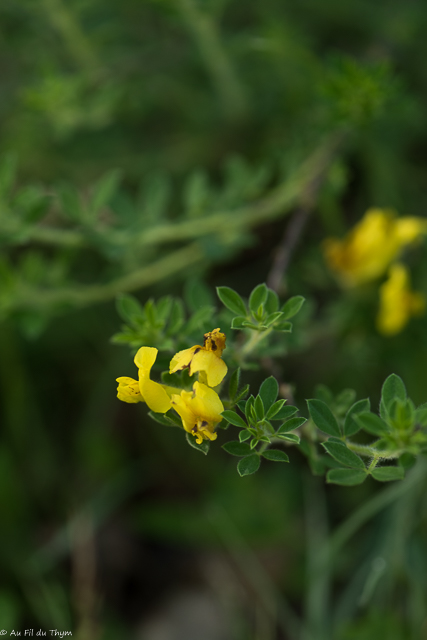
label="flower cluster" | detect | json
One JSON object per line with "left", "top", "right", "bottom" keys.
{"left": 323, "top": 208, "right": 427, "bottom": 287}
{"left": 323, "top": 208, "right": 426, "bottom": 334}
{"left": 116, "top": 328, "right": 227, "bottom": 444}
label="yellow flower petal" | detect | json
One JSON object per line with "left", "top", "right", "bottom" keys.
{"left": 134, "top": 346, "right": 158, "bottom": 376}
{"left": 139, "top": 375, "right": 172, "bottom": 413}
{"left": 377, "top": 263, "right": 425, "bottom": 335}
{"left": 116, "top": 376, "right": 143, "bottom": 403}
{"left": 171, "top": 382, "right": 223, "bottom": 443}
{"left": 169, "top": 329, "right": 227, "bottom": 387}
{"left": 169, "top": 346, "right": 199, "bottom": 374}
{"left": 190, "top": 350, "right": 228, "bottom": 387}
{"left": 324, "top": 208, "right": 427, "bottom": 287}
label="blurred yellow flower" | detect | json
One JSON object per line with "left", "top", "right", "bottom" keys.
{"left": 324, "top": 208, "right": 427, "bottom": 287}
{"left": 171, "top": 381, "right": 224, "bottom": 444}
{"left": 116, "top": 346, "right": 173, "bottom": 413}
{"left": 377, "top": 263, "right": 425, "bottom": 335}
{"left": 169, "top": 328, "right": 227, "bottom": 387}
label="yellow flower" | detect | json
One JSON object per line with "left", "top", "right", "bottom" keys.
{"left": 169, "top": 328, "right": 227, "bottom": 387}
{"left": 171, "top": 381, "right": 224, "bottom": 444}
{"left": 377, "top": 263, "right": 425, "bottom": 335}
{"left": 324, "top": 208, "right": 427, "bottom": 287}
{"left": 116, "top": 346, "right": 173, "bottom": 413}
{"left": 116, "top": 377, "right": 143, "bottom": 403}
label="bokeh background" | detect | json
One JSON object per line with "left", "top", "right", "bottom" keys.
{"left": 2, "top": 0, "right": 427, "bottom": 638}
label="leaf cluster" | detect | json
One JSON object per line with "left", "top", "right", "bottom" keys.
{"left": 306, "top": 374, "right": 427, "bottom": 485}
{"left": 221, "top": 376, "right": 306, "bottom": 476}
{"left": 217, "top": 284, "right": 305, "bottom": 334}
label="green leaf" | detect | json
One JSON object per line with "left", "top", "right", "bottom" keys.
{"left": 259, "top": 377, "right": 279, "bottom": 411}
{"left": 277, "top": 417, "right": 307, "bottom": 433}
{"left": 274, "top": 322, "right": 293, "bottom": 333}
{"left": 144, "top": 299, "right": 157, "bottom": 326}
{"left": 231, "top": 316, "right": 248, "bottom": 329}
{"left": 276, "top": 433, "right": 300, "bottom": 444}
{"left": 307, "top": 399, "right": 341, "bottom": 437}
{"left": 228, "top": 368, "right": 241, "bottom": 401}
{"left": 415, "top": 402, "right": 427, "bottom": 426}
{"left": 184, "top": 277, "right": 214, "bottom": 312}
{"left": 371, "top": 466, "right": 405, "bottom": 482}
{"left": 254, "top": 395, "right": 265, "bottom": 421}
{"left": 237, "top": 454, "right": 261, "bottom": 476}
{"left": 264, "top": 312, "right": 284, "bottom": 327}
{"left": 235, "top": 384, "right": 250, "bottom": 403}
{"left": 262, "top": 449, "right": 289, "bottom": 462}
{"left": 249, "top": 284, "right": 268, "bottom": 315}
{"left": 322, "top": 442, "right": 365, "bottom": 469}
{"left": 186, "top": 306, "right": 215, "bottom": 333}
{"left": 242, "top": 321, "right": 266, "bottom": 330}
{"left": 344, "top": 398, "right": 371, "bottom": 437}
{"left": 217, "top": 286, "right": 247, "bottom": 316}
{"left": 166, "top": 299, "right": 185, "bottom": 335}
{"left": 327, "top": 468, "right": 367, "bottom": 486}
{"left": 355, "top": 412, "right": 390, "bottom": 436}
{"left": 221, "top": 410, "right": 247, "bottom": 428}
{"left": 315, "top": 384, "right": 334, "bottom": 404}
{"left": 156, "top": 296, "right": 173, "bottom": 323}
{"left": 265, "top": 289, "right": 279, "bottom": 314}
{"left": 222, "top": 441, "right": 252, "bottom": 456}
{"left": 148, "top": 411, "right": 180, "bottom": 427}
{"left": 266, "top": 399, "right": 286, "bottom": 419}
{"left": 281, "top": 295, "right": 305, "bottom": 319}
{"left": 381, "top": 374, "right": 407, "bottom": 414}
{"left": 271, "top": 405, "right": 298, "bottom": 421}
{"left": 116, "top": 294, "right": 144, "bottom": 324}
{"left": 239, "top": 429, "right": 251, "bottom": 442}
{"left": 245, "top": 396, "right": 255, "bottom": 423}
{"left": 91, "top": 169, "right": 121, "bottom": 214}
{"left": 185, "top": 433, "right": 210, "bottom": 455}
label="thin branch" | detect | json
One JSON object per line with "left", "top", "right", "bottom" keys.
{"left": 267, "top": 134, "right": 344, "bottom": 293}
{"left": 179, "top": 0, "right": 247, "bottom": 120}
{"left": 10, "top": 242, "right": 204, "bottom": 312}
{"left": 9, "top": 134, "right": 342, "bottom": 252}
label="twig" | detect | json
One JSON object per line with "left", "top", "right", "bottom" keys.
{"left": 267, "top": 134, "right": 344, "bottom": 293}
{"left": 179, "top": 0, "right": 247, "bottom": 120}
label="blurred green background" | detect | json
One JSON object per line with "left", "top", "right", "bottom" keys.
{"left": 1, "top": 0, "right": 427, "bottom": 638}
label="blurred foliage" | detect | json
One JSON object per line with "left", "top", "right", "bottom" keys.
{"left": 1, "top": 0, "right": 427, "bottom": 638}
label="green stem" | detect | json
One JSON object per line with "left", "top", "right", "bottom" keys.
{"left": 179, "top": 0, "right": 247, "bottom": 120}
{"left": 328, "top": 458, "right": 427, "bottom": 559}
{"left": 41, "top": 0, "right": 99, "bottom": 72}
{"left": 238, "top": 327, "right": 274, "bottom": 362}
{"left": 207, "top": 504, "right": 303, "bottom": 640}
{"left": 9, "top": 242, "right": 204, "bottom": 312}
{"left": 346, "top": 441, "right": 404, "bottom": 461}
{"left": 6, "top": 133, "right": 343, "bottom": 252}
